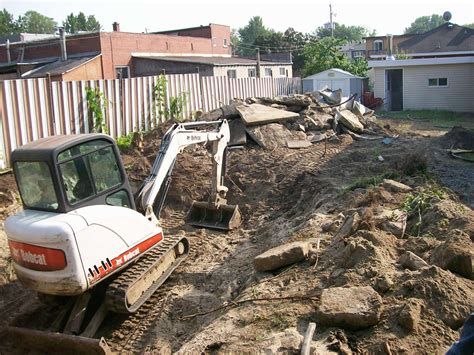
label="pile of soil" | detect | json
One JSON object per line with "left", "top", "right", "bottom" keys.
{"left": 439, "top": 126, "right": 474, "bottom": 150}
{"left": 0, "top": 122, "right": 472, "bottom": 354}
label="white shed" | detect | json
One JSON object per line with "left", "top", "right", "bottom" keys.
{"left": 302, "top": 68, "right": 365, "bottom": 99}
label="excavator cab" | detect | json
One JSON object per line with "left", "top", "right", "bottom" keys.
{"left": 12, "top": 134, "right": 135, "bottom": 214}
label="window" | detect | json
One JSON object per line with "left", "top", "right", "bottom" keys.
{"left": 15, "top": 161, "right": 58, "bottom": 210}
{"left": 223, "top": 38, "right": 228, "bottom": 47}
{"left": 227, "top": 69, "right": 237, "bottom": 79}
{"left": 115, "top": 66, "right": 130, "bottom": 79}
{"left": 373, "top": 40, "right": 383, "bottom": 51}
{"left": 328, "top": 72, "right": 335, "bottom": 77}
{"left": 106, "top": 190, "right": 131, "bottom": 208}
{"left": 264, "top": 68, "right": 272, "bottom": 77}
{"left": 279, "top": 67, "right": 286, "bottom": 76}
{"left": 428, "top": 78, "right": 448, "bottom": 87}
{"left": 248, "top": 68, "right": 256, "bottom": 77}
{"left": 59, "top": 140, "right": 122, "bottom": 205}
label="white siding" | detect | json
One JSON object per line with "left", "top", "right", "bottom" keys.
{"left": 372, "top": 63, "right": 474, "bottom": 112}
{"left": 213, "top": 64, "right": 293, "bottom": 79}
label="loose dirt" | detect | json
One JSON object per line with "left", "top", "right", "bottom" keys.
{"left": 0, "top": 124, "right": 473, "bottom": 354}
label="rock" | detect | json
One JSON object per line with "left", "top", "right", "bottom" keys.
{"left": 382, "top": 179, "right": 412, "bottom": 193}
{"left": 374, "top": 275, "right": 394, "bottom": 293}
{"left": 336, "top": 212, "right": 361, "bottom": 238}
{"left": 267, "top": 94, "right": 312, "bottom": 107}
{"left": 200, "top": 108, "right": 223, "bottom": 121}
{"left": 245, "top": 124, "right": 294, "bottom": 149}
{"left": 430, "top": 230, "right": 474, "bottom": 279}
{"left": 287, "top": 139, "right": 312, "bottom": 149}
{"left": 373, "top": 209, "right": 407, "bottom": 238}
{"left": 237, "top": 104, "right": 300, "bottom": 126}
{"left": 307, "top": 132, "right": 327, "bottom": 143}
{"left": 398, "top": 299, "right": 422, "bottom": 331}
{"left": 399, "top": 251, "right": 429, "bottom": 271}
{"left": 352, "top": 101, "right": 375, "bottom": 119}
{"left": 262, "top": 328, "right": 303, "bottom": 353}
{"left": 317, "top": 286, "right": 383, "bottom": 330}
{"left": 336, "top": 110, "right": 364, "bottom": 133}
{"left": 253, "top": 241, "right": 310, "bottom": 272}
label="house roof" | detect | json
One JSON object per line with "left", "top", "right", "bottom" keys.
{"left": 303, "top": 68, "right": 364, "bottom": 80}
{"left": 340, "top": 42, "right": 366, "bottom": 51}
{"left": 22, "top": 55, "right": 100, "bottom": 78}
{"left": 132, "top": 55, "right": 291, "bottom": 66}
{"left": 368, "top": 56, "right": 474, "bottom": 68}
{"left": 151, "top": 23, "right": 228, "bottom": 34}
{"left": 398, "top": 23, "right": 474, "bottom": 53}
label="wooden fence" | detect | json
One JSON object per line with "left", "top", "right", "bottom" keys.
{"left": 0, "top": 74, "right": 301, "bottom": 168}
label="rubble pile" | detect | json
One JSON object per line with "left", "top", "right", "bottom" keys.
{"left": 201, "top": 88, "right": 390, "bottom": 149}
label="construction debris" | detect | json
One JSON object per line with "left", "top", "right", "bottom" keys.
{"left": 253, "top": 241, "right": 310, "bottom": 272}
{"left": 236, "top": 103, "right": 299, "bottom": 126}
{"left": 317, "top": 286, "right": 383, "bottom": 330}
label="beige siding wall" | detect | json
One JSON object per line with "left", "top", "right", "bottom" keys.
{"left": 372, "top": 63, "right": 474, "bottom": 112}
{"left": 403, "top": 63, "right": 474, "bottom": 112}
{"left": 213, "top": 64, "right": 292, "bottom": 79}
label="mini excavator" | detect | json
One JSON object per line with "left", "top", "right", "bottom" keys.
{"left": 3, "top": 119, "right": 241, "bottom": 354}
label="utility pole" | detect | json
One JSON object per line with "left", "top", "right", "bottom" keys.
{"left": 256, "top": 48, "right": 261, "bottom": 78}
{"left": 329, "top": 4, "right": 334, "bottom": 37}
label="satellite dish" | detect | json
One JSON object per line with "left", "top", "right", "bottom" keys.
{"left": 443, "top": 11, "right": 452, "bottom": 22}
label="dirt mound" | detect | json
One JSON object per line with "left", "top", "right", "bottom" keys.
{"left": 440, "top": 126, "right": 474, "bottom": 149}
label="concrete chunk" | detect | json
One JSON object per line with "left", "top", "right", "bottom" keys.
{"left": 317, "top": 286, "right": 382, "bottom": 330}
{"left": 253, "top": 241, "right": 310, "bottom": 272}
{"left": 337, "top": 110, "right": 364, "bottom": 133}
{"left": 382, "top": 179, "right": 412, "bottom": 193}
{"left": 400, "top": 251, "right": 429, "bottom": 271}
{"left": 236, "top": 104, "right": 299, "bottom": 126}
{"left": 286, "top": 140, "right": 312, "bottom": 149}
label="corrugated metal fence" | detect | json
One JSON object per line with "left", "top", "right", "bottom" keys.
{"left": 0, "top": 74, "right": 301, "bottom": 168}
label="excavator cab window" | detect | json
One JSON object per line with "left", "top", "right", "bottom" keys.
{"left": 58, "top": 140, "right": 123, "bottom": 205}
{"left": 14, "top": 161, "right": 59, "bottom": 210}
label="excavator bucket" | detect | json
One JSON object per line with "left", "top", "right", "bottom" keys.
{"left": 4, "top": 326, "right": 112, "bottom": 355}
{"left": 186, "top": 201, "right": 242, "bottom": 230}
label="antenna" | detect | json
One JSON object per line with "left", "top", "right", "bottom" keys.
{"left": 443, "top": 11, "right": 452, "bottom": 22}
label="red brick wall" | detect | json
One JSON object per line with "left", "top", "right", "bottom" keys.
{"left": 0, "top": 33, "right": 101, "bottom": 63}
{"left": 99, "top": 31, "right": 231, "bottom": 79}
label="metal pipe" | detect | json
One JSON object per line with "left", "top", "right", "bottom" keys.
{"left": 6, "top": 39, "right": 11, "bottom": 63}
{"left": 59, "top": 27, "right": 67, "bottom": 61}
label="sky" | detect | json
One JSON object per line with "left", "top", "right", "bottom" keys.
{"left": 2, "top": 0, "right": 473, "bottom": 36}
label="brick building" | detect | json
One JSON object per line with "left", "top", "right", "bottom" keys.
{"left": 0, "top": 23, "right": 232, "bottom": 80}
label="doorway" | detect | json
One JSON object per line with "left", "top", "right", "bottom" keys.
{"left": 385, "top": 69, "right": 403, "bottom": 111}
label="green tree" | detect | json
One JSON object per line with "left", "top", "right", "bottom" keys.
{"left": 316, "top": 23, "right": 370, "bottom": 43}
{"left": 404, "top": 14, "right": 445, "bottom": 34}
{"left": 17, "top": 10, "right": 56, "bottom": 34}
{"left": 463, "top": 23, "right": 474, "bottom": 29}
{"left": 237, "top": 16, "right": 271, "bottom": 56}
{"left": 302, "top": 37, "right": 368, "bottom": 77}
{"left": 85, "top": 15, "right": 101, "bottom": 31}
{"left": 63, "top": 12, "right": 101, "bottom": 33}
{"left": 0, "top": 8, "right": 20, "bottom": 36}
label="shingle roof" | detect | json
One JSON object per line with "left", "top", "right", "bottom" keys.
{"left": 398, "top": 23, "right": 474, "bottom": 53}
{"left": 132, "top": 55, "right": 291, "bottom": 66}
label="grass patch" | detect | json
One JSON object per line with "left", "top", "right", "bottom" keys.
{"left": 344, "top": 171, "right": 400, "bottom": 191}
{"left": 380, "top": 110, "right": 472, "bottom": 127}
{"left": 116, "top": 133, "right": 133, "bottom": 150}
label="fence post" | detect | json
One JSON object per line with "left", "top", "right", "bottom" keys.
{"left": 46, "top": 73, "right": 56, "bottom": 136}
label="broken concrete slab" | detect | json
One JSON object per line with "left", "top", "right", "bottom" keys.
{"left": 336, "top": 110, "right": 364, "bottom": 133}
{"left": 287, "top": 140, "right": 312, "bottom": 149}
{"left": 400, "top": 251, "right": 429, "bottom": 271}
{"left": 253, "top": 241, "right": 310, "bottom": 272}
{"left": 307, "top": 132, "right": 327, "bottom": 143}
{"left": 320, "top": 88, "right": 342, "bottom": 105}
{"left": 228, "top": 118, "right": 247, "bottom": 146}
{"left": 382, "top": 179, "right": 412, "bottom": 193}
{"left": 373, "top": 209, "right": 407, "bottom": 238}
{"left": 236, "top": 104, "right": 300, "bottom": 126}
{"left": 335, "top": 212, "right": 361, "bottom": 238}
{"left": 317, "top": 286, "right": 383, "bottom": 330}
{"left": 265, "top": 94, "right": 313, "bottom": 108}
{"left": 352, "top": 101, "right": 375, "bottom": 118}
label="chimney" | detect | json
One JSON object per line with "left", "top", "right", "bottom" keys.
{"left": 113, "top": 22, "right": 120, "bottom": 32}
{"left": 59, "top": 27, "right": 67, "bottom": 61}
{"left": 386, "top": 34, "right": 395, "bottom": 60}
{"left": 6, "top": 39, "right": 11, "bottom": 63}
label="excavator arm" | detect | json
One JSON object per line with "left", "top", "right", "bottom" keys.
{"left": 134, "top": 119, "right": 241, "bottom": 230}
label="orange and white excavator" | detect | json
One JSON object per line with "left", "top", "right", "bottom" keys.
{"left": 3, "top": 119, "right": 241, "bottom": 354}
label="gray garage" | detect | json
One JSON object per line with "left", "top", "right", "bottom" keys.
{"left": 303, "top": 68, "right": 365, "bottom": 100}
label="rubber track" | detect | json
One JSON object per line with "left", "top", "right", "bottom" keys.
{"left": 105, "top": 235, "right": 189, "bottom": 314}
